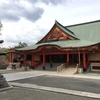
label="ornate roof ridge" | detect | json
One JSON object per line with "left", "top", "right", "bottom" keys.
{"left": 66, "top": 19, "right": 100, "bottom": 27}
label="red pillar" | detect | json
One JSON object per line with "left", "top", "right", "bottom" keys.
{"left": 83, "top": 52, "right": 86, "bottom": 69}
{"left": 10, "top": 52, "right": 13, "bottom": 63}
{"left": 78, "top": 52, "right": 80, "bottom": 66}
{"left": 32, "top": 54, "right": 34, "bottom": 67}
{"left": 66, "top": 52, "right": 69, "bottom": 67}
{"left": 78, "top": 48, "right": 80, "bottom": 67}
{"left": 42, "top": 52, "right": 45, "bottom": 69}
{"left": 24, "top": 53, "right": 26, "bottom": 61}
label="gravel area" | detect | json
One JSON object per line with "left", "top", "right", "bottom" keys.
{"left": 0, "top": 86, "right": 98, "bottom": 100}
{"left": 12, "top": 75, "right": 100, "bottom": 94}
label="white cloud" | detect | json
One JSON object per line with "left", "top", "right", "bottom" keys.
{"left": 0, "top": 0, "right": 100, "bottom": 48}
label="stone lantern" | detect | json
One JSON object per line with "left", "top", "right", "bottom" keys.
{"left": 0, "top": 40, "right": 12, "bottom": 90}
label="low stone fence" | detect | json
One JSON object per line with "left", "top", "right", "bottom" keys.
{"left": 8, "top": 63, "right": 20, "bottom": 69}
{"left": 57, "top": 63, "right": 66, "bottom": 73}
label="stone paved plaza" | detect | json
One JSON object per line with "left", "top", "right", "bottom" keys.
{"left": 0, "top": 70, "right": 100, "bottom": 99}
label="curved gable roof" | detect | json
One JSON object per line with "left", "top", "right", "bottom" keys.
{"left": 55, "top": 20, "right": 79, "bottom": 40}
{"left": 16, "top": 20, "right": 100, "bottom": 51}
{"left": 37, "top": 20, "right": 79, "bottom": 44}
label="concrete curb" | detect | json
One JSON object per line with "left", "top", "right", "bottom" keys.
{"left": 0, "top": 85, "right": 13, "bottom": 92}
{"left": 47, "top": 73, "right": 100, "bottom": 80}
{"left": 9, "top": 82, "right": 100, "bottom": 99}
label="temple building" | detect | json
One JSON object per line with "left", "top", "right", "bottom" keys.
{"left": 10, "top": 20, "right": 100, "bottom": 72}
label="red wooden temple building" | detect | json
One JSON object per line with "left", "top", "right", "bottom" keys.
{"left": 10, "top": 20, "right": 100, "bottom": 72}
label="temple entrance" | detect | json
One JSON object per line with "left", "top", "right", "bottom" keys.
{"left": 69, "top": 54, "right": 83, "bottom": 64}
{"left": 37, "top": 53, "right": 84, "bottom": 71}
{"left": 45, "top": 54, "right": 66, "bottom": 63}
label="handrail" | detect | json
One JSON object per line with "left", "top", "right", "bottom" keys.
{"left": 73, "top": 64, "right": 79, "bottom": 74}
{"left": 57, "top": 63, "right": 66, "bottom": 73}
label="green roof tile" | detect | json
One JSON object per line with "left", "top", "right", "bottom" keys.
{"left": 16, "top": 40, "right": 98, "bottom": 51}
{"left": 55, "top": 21, "right": 79, "bottom": 39}
{"left": 67, "top": 20, "right": 100, "bottom": 42}
{"left": 16, "top": 20, "right": 100, "bottom": 51}
{"left": 0, "top": 50, "right": 7, "bottom": 55}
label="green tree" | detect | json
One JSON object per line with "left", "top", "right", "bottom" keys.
{"left": 18, "top": 42, "right": 28, "bottom": 47}
{"left": 9, "top": 42, "right": 28, "bottom": 50}
{"left": 1, "top": 47, "right": 9, "bottom": 61}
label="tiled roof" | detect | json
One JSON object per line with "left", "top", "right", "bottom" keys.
{"left": 37, "top": 20, "right": 79, "bottom": 44}
{"left": 55, "top": 20, "right": 79, "bottom": 40}
{"left": 67, "top": 20, "right": 100, "bottom": 42}
{"left": 16, "top": 40, "right": 98, "bottom": 51}
{"left": 0, "top": 50, "right": 7, "bottom": 55}
{"left": 16, "top": 20, "right": 100, "bottom": 51}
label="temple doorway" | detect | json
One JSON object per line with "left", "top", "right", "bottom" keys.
{"left": 45, "top": 54, "right": 66, "bottom": 63}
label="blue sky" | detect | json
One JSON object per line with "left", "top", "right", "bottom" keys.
{"left": 0, "top": 0, "right": 100, "bottom": 47}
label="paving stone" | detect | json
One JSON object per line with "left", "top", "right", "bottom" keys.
{"left": 81, "top": 92, "right": 99, "bottom": 95}
{"left": 78, "top": 92, "right": 87, "bottom": 97}
{"left": 4, "top": 71, "right": 100, "bottom": 99}
{"left": 86, "top": 94, "right": 100, "bottom": 99}
{"left": 57, "top": 88, "right": 73, "bottom": 94}
{"left": 9, "top": 82, "right": 100, "bottom": 99}
{"left": 72, "top": 90, "right": 81, "bottom": 95}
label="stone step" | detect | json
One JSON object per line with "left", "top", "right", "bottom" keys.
{"left": 60, "top": 64, "right": 77, "bottom": 75}
{"left": 35, "top": 63, "right": 62, "bottom": 71}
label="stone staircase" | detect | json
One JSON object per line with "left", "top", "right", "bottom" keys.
{"left": 35, "top": 63, "right": 62, "bottom": 71}
{"left": 59, "top": 64, "right": 77, "bottom": 75}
